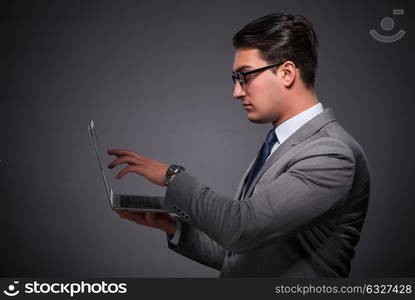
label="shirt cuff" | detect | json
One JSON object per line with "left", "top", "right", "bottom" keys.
{"left": 168, "top": 217, "right": 182, "bottom": 245}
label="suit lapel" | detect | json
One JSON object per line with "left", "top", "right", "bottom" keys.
{"left": 234, "top": 155, "right": 257, "bottom": 200}
{"left": 243, "top": 108, "right": 337, "bottom": 199}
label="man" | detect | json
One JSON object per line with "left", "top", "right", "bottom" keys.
{"left": 107, "top": 13, "right": 370, "bottom": 277}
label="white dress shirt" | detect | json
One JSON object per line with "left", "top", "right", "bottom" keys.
{"left": 169, "top": 102, "right": 324, "bottom": 244}
{"left": 270, "top": 102, "right": 324, "bottom": 157}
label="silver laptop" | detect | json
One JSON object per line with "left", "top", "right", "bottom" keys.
{"left": 88, "top": 120, "right": 166, "bottom": 212}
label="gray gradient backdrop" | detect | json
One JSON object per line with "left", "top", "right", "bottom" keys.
{"left": 1, "top": 0, "right": 414, "bottom": 277}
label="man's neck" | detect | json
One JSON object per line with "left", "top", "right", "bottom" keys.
{"left": 272, "top": 93, "right": 319, "bottom": 128}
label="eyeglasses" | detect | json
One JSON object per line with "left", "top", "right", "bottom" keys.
{"left": 232, "top": 62, "right": 282, "bottom": 87}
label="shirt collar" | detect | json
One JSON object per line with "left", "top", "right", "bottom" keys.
{"left": 274, "top": 102, "right": 324, "bottom": 144}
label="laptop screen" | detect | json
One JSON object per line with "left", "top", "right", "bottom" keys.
{"left": 88, "top": 120, "right": 113, "bottom": 207}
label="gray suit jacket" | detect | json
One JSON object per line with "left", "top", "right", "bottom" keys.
{"left": 164, "top": 108, "right": 370, "bottom": 277}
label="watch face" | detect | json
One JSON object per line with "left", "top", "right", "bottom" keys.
{"left": 170, "top": 165, "right": 185, "bottom": 173}
{"left": 165, "top": 165, "right": 185, "bottom": 186}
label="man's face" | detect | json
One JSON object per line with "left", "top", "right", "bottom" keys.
{"left": 232, "top": 48, "right": 284, "bottom": 124}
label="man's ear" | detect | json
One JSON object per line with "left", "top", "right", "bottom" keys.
{"left": 280, "top": 61, "right": 296, "bottom": 88}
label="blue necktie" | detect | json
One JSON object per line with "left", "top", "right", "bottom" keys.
{"left": 243, "top": 129, "right": 278, "bottom": 199}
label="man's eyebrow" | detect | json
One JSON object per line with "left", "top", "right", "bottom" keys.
{"left": 233, "top": 65, "right": 252, "bottom": 73}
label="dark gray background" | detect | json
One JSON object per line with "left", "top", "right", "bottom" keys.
{"left": 1, "top": 0, "right": 414, "bottom": 277}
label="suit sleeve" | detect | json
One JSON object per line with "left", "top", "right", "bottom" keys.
{"left": 166, "top": 219, "right": 226, "bottom": 271}
{"left": 164, "top": 137, "right": 355, "bottom": 254}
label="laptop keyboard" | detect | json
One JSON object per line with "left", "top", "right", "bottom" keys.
{"left": 118, "top": 195, "right": 163, "bottom": 209}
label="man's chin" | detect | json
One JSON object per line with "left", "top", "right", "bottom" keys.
{"left": 247, "top": 113, "right": 269, "bottom": 124}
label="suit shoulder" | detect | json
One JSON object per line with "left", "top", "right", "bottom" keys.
{"left": 300, "top": 132, "right": 355, "bottom": 163}
{"left": 322, "top": 121, "right": 369, "bottom": 162}
{"left": 311, "top": 121, "right": 371, "bottom": 181}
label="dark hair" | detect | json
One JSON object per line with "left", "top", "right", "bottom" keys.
{"left": 232, "top": 13, "right": 319, "bottom": 89}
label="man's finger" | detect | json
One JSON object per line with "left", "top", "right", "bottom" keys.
{"left": 145, "top": 212, "right": 161, "bottom": 227}
{"left": 118, "top": 211, "right": 144, "bottom": 223}
{"left": 107, "top": 149, "right": 142, "bottom": 160}
{"left": 117, "top": 211, "right": 134, "bottom": 221}
{"left": 115, "top": 211, "right": 125, "bottom": 218}
{"left": 116, "top": 210, "right": 132, "bottom": 219}
{"left": 108, "top": 156, "right": 141, "bottom": 169}
{"left": 124, "top": 211, "right": 147, "bottom": 224}
{"left": 115, "top": 165, "right": 141, "bottom": 179}
{"left": 123, "top": 211, "right": 144, "bottom": 218}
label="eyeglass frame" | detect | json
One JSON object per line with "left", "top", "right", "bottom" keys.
{"left": 232, "top": 62, "right": 283, "bottom": 87}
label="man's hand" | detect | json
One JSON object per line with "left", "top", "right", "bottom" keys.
{"left": 116, "top": 211, "right": 177, "bottom": 236}
{"left": 107, "top": 149, "right": 169, "bottom": 186}
{"left": 108, "top": 149, "right": 177, "bottom": 235}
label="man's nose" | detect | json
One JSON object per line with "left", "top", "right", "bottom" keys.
{"left": 232, "top": 81, "right": 246, "bottom": 100}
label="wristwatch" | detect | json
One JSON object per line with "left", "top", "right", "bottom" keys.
{"left": 164, "top": 164, "right": 186, "bottom": 186}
